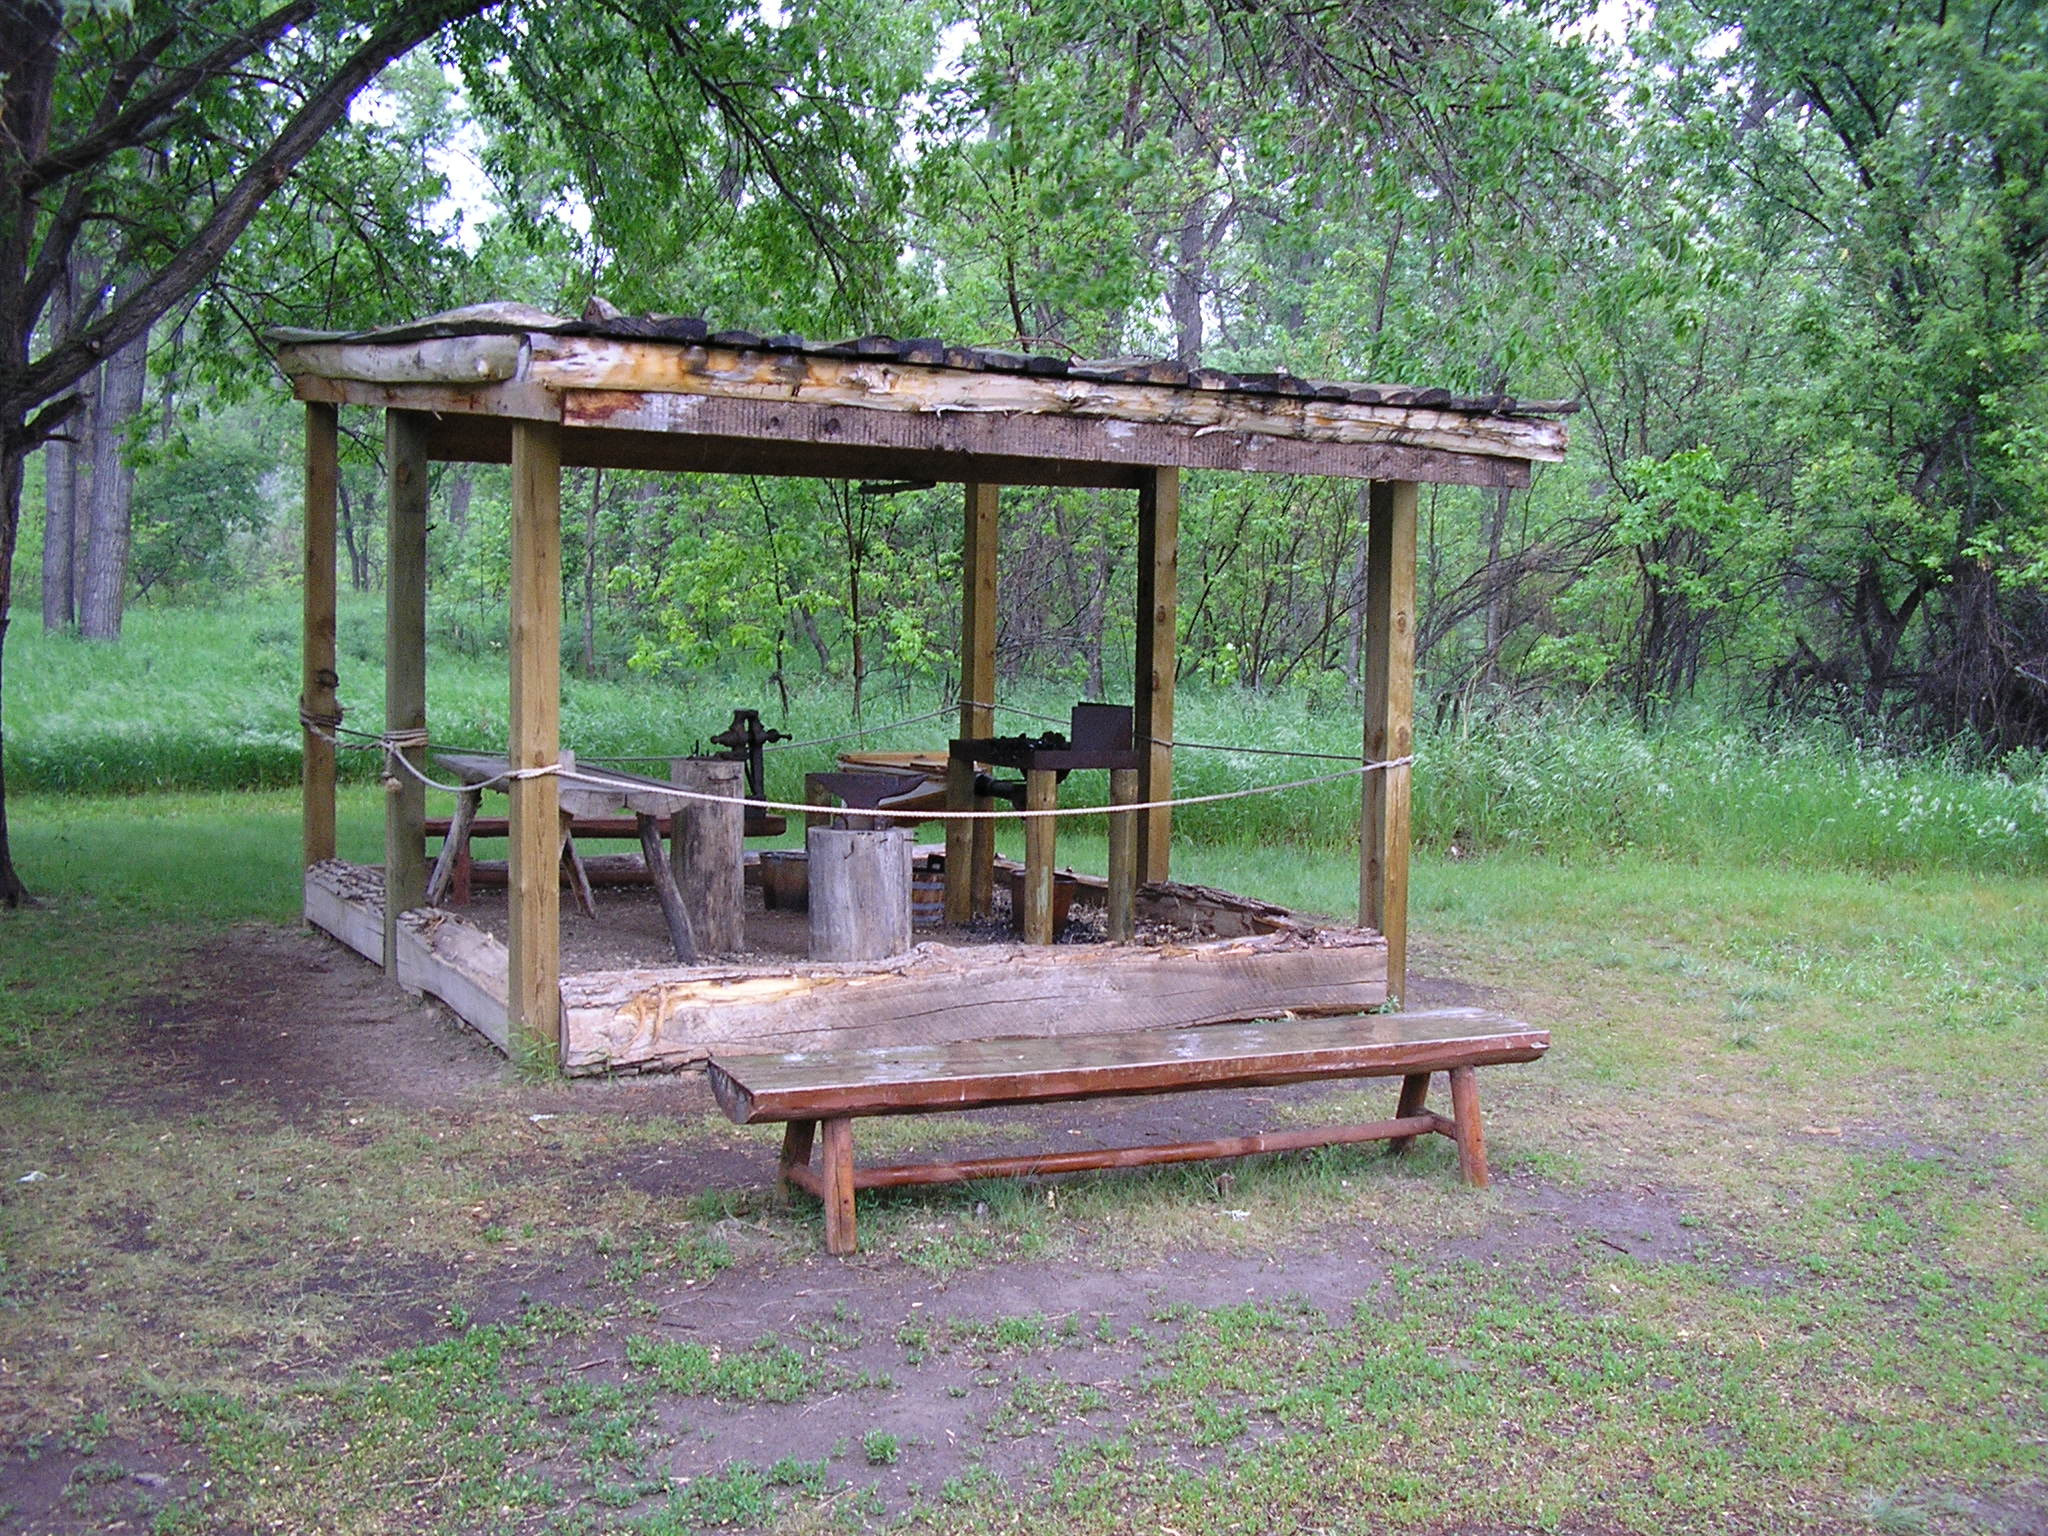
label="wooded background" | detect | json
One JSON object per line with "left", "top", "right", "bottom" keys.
{"left": 6, "top": 0, "right": 2047, "bottom": 904}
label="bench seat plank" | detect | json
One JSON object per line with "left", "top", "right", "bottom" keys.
{"left": 708, "top": 1006, "right": 1547, "bottom": 1124}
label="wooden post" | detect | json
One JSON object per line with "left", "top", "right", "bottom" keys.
{"left": 1021, "top": 767, "right": 1058, "bottom": 944}
{"left": 301, "top": 401, "right": 339, "bottom": 870}
{"left": 1106, "top": 766, "right": 1138, "bottom": 942}
{"left": 778, "top": 1120, "right": 816, "bottom": 1195}
{"left": 382, "top": 410, "right": 430, "bottom": 973}
{"left": 1360, "top": 479, "right": 1417, "bottom": 1005}
{"left": 426, "top": 788, "right": 480, "bottom": 906}
{"left": 637, "top": 813, "right": 697, "bottom": 963}
{"left": 946, "top": 482, "right": 999, "bottom": 923}
{"left": 808, "top": 826, "right": 912, "bottom": 961}
{"left": 670, "top": 758, "right": 745, "bottom": 953}
{"left": 821, "top": 1116, "right": 858, "bottom": 1255}
{"left": 1448, "top": 1065, "right": 1489, "bottom": 1186}
{"left": 1388, "top": 1071, "right": 1431, "bottom": 1156}
{"left": 1134, "top": 467, "right": 1178, "bottom": 883}
{"left": 508, "top": 421, "right": 563, "bottom": 1055}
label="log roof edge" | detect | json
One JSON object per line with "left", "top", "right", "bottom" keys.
{"left": 269, "top": 301, "right": 1580, "bottom": 420}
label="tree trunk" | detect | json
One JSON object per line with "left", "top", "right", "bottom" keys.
{"left": 77, "top": 316, "right": 148, "bottom": 639}
{"left": 1, "top": 439, "right": 28, "bottom": 905}
{"left": 39, "top": 277, "right": 74, "bottom": 632}
{"left": 68, "top": 360, "right": 96, "bottom": 616}
{"left": 581, "top": 467, "right": 600, "bottom": 675}
{"left": 1477, "top": 484, "right": 1512, "bottom": 688}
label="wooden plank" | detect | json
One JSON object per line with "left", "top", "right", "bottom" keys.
{"left": 509, "top": 421, "right": 564, "bottom": 1053}
{"left": 1135, "top": 468, "right": 1179, "bottom": 883}
{"left": 383, "top": 410, "right": 431, "bottom": 973}
{"left": 558, "top": 929, "right": 1389, "bottom": 1074}
{"left": 528, "top": 342, "right": 1569, "bottom": 461}
{"left": 1360, "top": 480, "right": 1417, "bottom": 1003}
{"left": 945, "top": 483, "right": 1000, "bottom": 922}
{"left": 838, "top": 1116, "right": 1450, "bottom": 1188}
{"left": 705, "top": 1008, "right": 1547, "bottom": 1122}
{"left": 292, "top": 378, "right": 1534, "bottom": 489}
{"left": 557, "top": 392, "right": 1539, "bottom": 488}
{"left": 1021, "top": 768, "right": 1057, "bottom": 944}
{"left": 301, "top": 401, "right": 339, "bottom": 869}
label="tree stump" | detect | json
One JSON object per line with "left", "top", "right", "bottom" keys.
{"left": 668, "top": 757, "right": 746, "bottom": 954}
{"left": 807, "top": 826, "right": 912, "bottom": 962}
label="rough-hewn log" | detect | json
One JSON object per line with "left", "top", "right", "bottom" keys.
{"left": 274, "top": 333, "right": 524, "bottom": 386}
{"left": 523, "top": 342, "right": 1568, "bottom": 460}
{"left": 557, "top": 928, "right": 1389, "bottom": 1075}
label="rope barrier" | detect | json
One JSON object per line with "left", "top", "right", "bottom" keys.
{"left": 370, "top": 745, "right": 1412, "bottom": 819}
{"left": 304, "top": 693, "right": 1375, "bottom": 791}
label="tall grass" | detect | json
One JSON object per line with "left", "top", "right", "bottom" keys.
{"left": 8, "top": 595, "right": 2044, "bottom": 874}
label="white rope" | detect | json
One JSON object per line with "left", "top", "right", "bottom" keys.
{"left": 373, "top": 751, "right": 1415, "bottom": 819}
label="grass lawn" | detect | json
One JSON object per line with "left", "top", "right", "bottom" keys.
{"left": 0, "top": 790, "right": 2043, "bottom": 1534}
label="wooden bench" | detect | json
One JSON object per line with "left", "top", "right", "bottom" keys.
{"left": 707, "top": 1007, "right": 1549, "bottom": 1254}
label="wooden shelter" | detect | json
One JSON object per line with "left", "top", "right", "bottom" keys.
{"left": 277, "top": 303, "right": 1568, "bottom": 1075}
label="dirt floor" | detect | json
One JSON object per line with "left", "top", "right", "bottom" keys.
{"left": 5, "top": 921, "right": 2042, "bottom": 1536}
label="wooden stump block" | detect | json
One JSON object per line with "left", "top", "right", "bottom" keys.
{"left": 669, "top": 757, "right": 745, "bottom": 954}
{"left": 808, "top": 826, "right": 912, "bottom": 962}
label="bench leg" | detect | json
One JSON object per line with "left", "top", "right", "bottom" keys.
{"left": 1448, "top": 1065, "right": 1489, "bottom": 1187}
{"left": 778, "top": 1120, "right": 816, "bottom": 1196}
{"left": 821, "top": 1116, "right": 858, "bottom": 1256}
{"left": 1387, "top": 1071, "right": 1431, "bottom": 1156}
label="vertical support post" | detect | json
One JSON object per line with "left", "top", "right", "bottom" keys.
{"left": 301, "top": 401, "right": 339, "bottom": 871}
{"left": 778, "top": 1120, "right": 816, "bottom": 1195}
{"left": 509, "top": 421, "right": 563, "bottom": 1056}
{"left": 821, "top": 1116, "right": 858, "bottom": 1255}
{"left": 1448, "top": 1065, "right": 1489, "bottom": 1187}
{"left": 1134, "top": 467, "right": 1178, "bottom": 884}
{"left": 1021, "top": 767, "right": 1058, "bottom": 945}
{"left": 1106, "top": 766, "right": 1138, "bottom": 942}
{"left": 946, "top": 482, "right": 999, "bottom": 923}
{"left": 1360, "top": 480, "right": 1417, "bottom": 1006}
{"left": 1388, "top": 1071, "right": 1431, "bottom": 1156}
{"left": 382, "top": 411, "right": 430, "bottom": 973}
